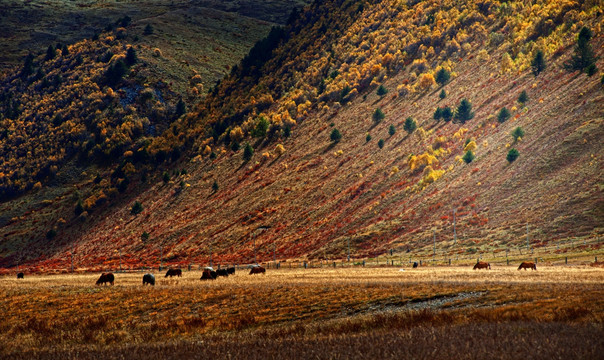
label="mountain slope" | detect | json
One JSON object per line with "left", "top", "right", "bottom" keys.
{"left": 1, "top": 0, "right": 603, "bottom": 270}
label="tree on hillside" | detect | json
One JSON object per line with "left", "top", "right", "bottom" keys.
{"left": 243, "top": 143, "right": 254, "bottom": 161}
{"left": 403, "top": 117, "right": 417, "bottom": 134}
{"left": 433, "top": 107, "right": 443, "bottom": 121}
{"left": 212, "top": 180, "right": 219, "bottom": 192}
{"left": 441, "top": 106, "right": 453, "bottom": 122}
{"left": 105, "top": 60, "right": 127, "bottom": 86}
{"left": 511, "top": 127, "right": 524, "bottom": 142}
{"left": 126, "top": 47, "right": 138, "bottom": 66}
{"left": 531, "top": 50, "right": 546, "bottom": 76}
{"left": 144, "top": 24, "right": 154, "bottom": 35}
{"left": 74, "top": 200, "right": 84, "bottom": 216}
{"left": 439, "top": 89, "right": 447, "bottom": 99}
{"left": 61, "top": 44, "right": 69, "bottom": 56}
{"left": 330, "top": 128, "right": 342, "bottom": 143}
{"left": 372, "top": 108, "right": 385, "bottom": 123}
{"left": 21, "top": 54, "right": 34, "bottom": 77}
{"left": 564, "top": 26, "right": 597, "bottom": 75}
{"left": 517, "top": 90, "right": 528, "bottom": 104}
{"left": 507, "top": 148, "right": 519, "bottom": 163}
{"left": 463, "top": 150, "right": 475, "bottom": 164}
{"left": 252, "top": 116, "right": 270, "bottom": 138}
{"left": 131, "top": 201, "right": 143, "bottom": 215}
{"left": 497, "top": 107, "right": 511, "bottom": 123}
{"left": 175, "top": 99, "right": 186, "bottom": 117}
{"left": 388, "top": 124, "right": 396, "bottom": 136}
{"left": 376, "top": 85, "right": 388, "bottom": 97}
{"left": 435, "top": 67, "right": 450, "bottom": 87}
{"left": 45, "top": 45, "right": 56, "bottom": 61}
{"left": 454, "top": 99, "right": 474, "bottom": 124}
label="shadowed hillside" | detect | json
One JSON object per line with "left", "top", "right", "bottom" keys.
{"left": 0, "top": 0, "right": 602, "bottom": 270}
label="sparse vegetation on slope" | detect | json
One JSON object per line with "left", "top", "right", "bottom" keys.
{"left": 1, "top": 0, "right": 603, "bottom": 269}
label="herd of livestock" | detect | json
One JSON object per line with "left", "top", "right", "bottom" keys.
{"left": 93, "top": 265, "right": 266, "bottom": 286}
{"left": 12, "top": 261, "right": 538, "bottom": 285}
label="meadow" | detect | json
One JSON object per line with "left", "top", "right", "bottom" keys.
{"left": 0, "top": 265, "right": 602, "bottom": 359}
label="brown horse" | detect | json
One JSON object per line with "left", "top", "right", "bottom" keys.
{"left": 165, "top": 268, "right": 182, "bottom": 278}
{"left": 517, "top": 262, "right": 537, "bottom": 271}
{"left": 473, "top": 261, "right": 490, "bottom": 270}
{"left": 249, "top": 266, "right": 266, "bottom": 275}
{"left": 96, "top": 273, "right": 115, "bottom": 285}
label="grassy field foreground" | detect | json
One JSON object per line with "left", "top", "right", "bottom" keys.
{"left": 0, "top": 267, "right": 602, "bottom": 359}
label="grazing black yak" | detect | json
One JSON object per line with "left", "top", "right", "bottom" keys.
{"left": 165, "top": 268, "right": 182, "bottom": 278}
{"left": 249, "top": 266, "right": 266, "bottom": 275}
{"left": 227, "top": 267, "right": 235, "bottom": 275}
{"left": 216, "top": 269, "right": 229, "bottom": 277}
{"left": 96, "top": 273, "right": 114, "bottom": 286}
{"left": 412, "top": 262, "right": 419, "bottom": 268}
{"left": 17, "top": 272, "right": 24, "bottom": 279}
{"left": 200, "top": 269, "right": 217, "bottom": 280}
{"left": 473, "top": 261, "right": 491, "bottom": 270}
{"left": 143, "top": 273, "right": 155, "bottom": 286}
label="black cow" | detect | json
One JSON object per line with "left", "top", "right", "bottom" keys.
{"left": 165, "top": 268, "right": 182, "bottom": 278}
{"left": 17, "top": 272, "right": 24, "bottom": 279}
{"left": 226, "top": 267, "right": 235, "bottom": 275}
{"left": 143, "top": 273, "right": 155, "bottom": 286}
{"left": 96, "top": 273, "right": 114, "bottom": 286}
{"left": 216, "top": 269, "right": 229, "bottom": 277}
{"left": 200, "top": 269, "right": 217, "bottom": 280}
{"left": 249, "top": 266, "right": 266, "bottom": 275}
{"left": 412, "top": 262, "right": 419, "bottom": 268}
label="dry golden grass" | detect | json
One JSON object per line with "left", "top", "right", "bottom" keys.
{"left": 0, "top": 266, "right": 602, "bottom": 358}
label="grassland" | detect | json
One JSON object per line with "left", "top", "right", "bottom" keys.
{"left": 1, "top": 266, "right": 602, "bottom": 359}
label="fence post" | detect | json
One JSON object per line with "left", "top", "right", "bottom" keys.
{"left": 362, "top": 260, "right": 365, "bottom": 267}
{"left": 535, "top": 257, "right": 538, "bottom": 264}
{"left": 596, "top": 256, "right": 598, "bottom": 262}
{"left": 333, "top": 261, "right": 336, "bottom": 268}
{"left": 449, "top": 258, "right": 451, "bottom": 266}
{"left": 507, "top": 259, "right": 509, "bottom": 266}
{"left": 420, "top": 260, "right": 422, "bottom": 266}
{"left": 565, "top": 257, "right": 568, "bottom": 264}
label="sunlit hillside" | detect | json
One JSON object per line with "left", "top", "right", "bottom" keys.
{"left": 0, "top": 0, "right": 602, "bottom": 270}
